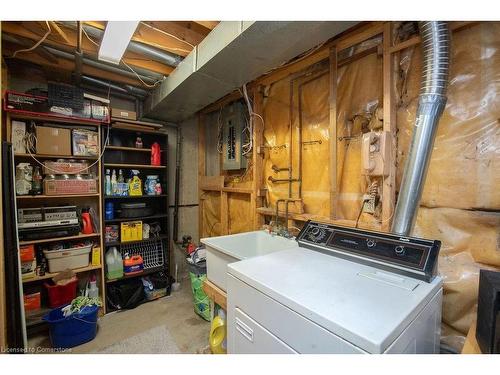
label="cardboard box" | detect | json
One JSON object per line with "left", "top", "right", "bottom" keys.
{"left": 43, "top": 178, "right": 97, "bottom": 195}
{"left": 72, "top": 129, "right": 98, "bottom": 156}
{"left": 112, "top": 108, "right": 137, "bottom": 121}
{"left": 36, "top": 126, "right": 71, "bottom": 156}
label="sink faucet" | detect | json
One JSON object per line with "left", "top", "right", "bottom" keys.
{"left": 272, "top": 199, "right": 294, "bottom": 238}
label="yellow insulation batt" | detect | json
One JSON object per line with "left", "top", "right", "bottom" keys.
{"left": 397, "top": 22, "right": 500, "bottom": 350}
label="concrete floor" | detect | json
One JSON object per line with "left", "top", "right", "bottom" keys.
{"left": 28, "top": 280, "right": 211, "bottom": 353}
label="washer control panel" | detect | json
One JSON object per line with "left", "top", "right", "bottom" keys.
{"left": 296, "top": 221, "right": 441, "bottom": 282}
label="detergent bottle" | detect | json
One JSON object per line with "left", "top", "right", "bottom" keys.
{"left": 105, "top": 247, "right": 123, "bottom": 280}
{"left": 129, "top": 170, "right": 142, "bottom": 196}
{"left": 210, "top": 309, "right": 227, "bottom": 354}
{"left": 81, "top": 207, "right": 93, "bottom": 234}
{"left": 151, "top": 142, "right": 161, "bottom": 166}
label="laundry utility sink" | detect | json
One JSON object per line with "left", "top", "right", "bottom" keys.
{"left": 201, "top": 231, "right": 298, "bottom": 291}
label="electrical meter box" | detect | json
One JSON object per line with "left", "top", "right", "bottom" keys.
{"left": 222, "top": 102, "right": 248, "bottom": 170}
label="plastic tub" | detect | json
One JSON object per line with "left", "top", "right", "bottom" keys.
{"left": 43, "top": 304, "right": 99, "bottom": 348}
{"left": 44, "top": 279, "right": 78, "bottom": 308}
{"left": 43, "top": 244, "right": 92, "bottom": 273}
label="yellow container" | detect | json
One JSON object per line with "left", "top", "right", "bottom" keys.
{"left": 91, "top": 246, "right": 101, "bottom": 266}
{"left": 120, "top": 221, "right": 143, "bottom": 242}
{"left": 210, "top": 312, "right": 227, "bottom": 354}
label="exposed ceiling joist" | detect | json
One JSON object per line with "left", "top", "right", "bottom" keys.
{"left": 2, "top": 22, "right": 172, "bottom": 77}
{"left": 142, "top": 21, "right": 208, "bottom": 47}
{"left": 3, "top": 42, "right": 148, "bottom": 87}
{"left": 193, "top": 21, "right": 219, "bottom": 31}
{"left": 84, "top": 21, "right": 193, "bottom": 57}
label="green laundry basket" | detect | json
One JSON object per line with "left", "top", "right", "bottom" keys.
{"left": 189, "top": 262, "right": 211, "bottom": 321}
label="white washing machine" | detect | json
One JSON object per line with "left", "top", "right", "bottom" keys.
{"left": 227, "top": 221, "right": 443, "bottom": 354}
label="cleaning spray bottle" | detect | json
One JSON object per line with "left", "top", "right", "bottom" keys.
{"left": 128, "top": 170, "right": 142, "bottom": 196}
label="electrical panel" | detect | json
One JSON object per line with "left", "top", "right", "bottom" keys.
{"left": 222, "top": 102, "right": 248, "bottom": 170}
{"left": 361, "top": 131, "right": 391, "bottom": 176}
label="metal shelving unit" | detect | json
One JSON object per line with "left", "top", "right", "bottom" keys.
{"left": 101, "top": 121, "right": 170, "bottom": 312}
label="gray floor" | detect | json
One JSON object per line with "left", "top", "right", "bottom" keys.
{"left": 28, "top": 279, "right": 211, "bottom": 354}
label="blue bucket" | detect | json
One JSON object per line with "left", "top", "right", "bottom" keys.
{"left": 42, "top": 304, "right": 99, "bottom": 349}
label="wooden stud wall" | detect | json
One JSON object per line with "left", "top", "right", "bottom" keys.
{"left": 197, "top": 21, "right": 478, "bottom": 238}
{"left": 328, "top": 46, "right": 338, "bottom": 220}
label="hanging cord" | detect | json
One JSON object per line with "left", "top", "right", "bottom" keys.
{"left": 82, "top": 23, "right": 162, "bottom": 88}
{"left": 10, "top": 21, "right": 52, "bottom": 58}
{"left": 24, "top": 122, "right": 110, "bottom": 174}
{"left": 140, "top": 22, "right": 195, "bottom": 50}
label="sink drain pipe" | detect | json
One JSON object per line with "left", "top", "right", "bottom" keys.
{"left": 391, "top": 21, "right": 450, "bottom": 236}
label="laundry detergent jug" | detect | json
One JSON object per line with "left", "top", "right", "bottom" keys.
{"left": 105, "top": 247, "right": 123, "bottom": 280}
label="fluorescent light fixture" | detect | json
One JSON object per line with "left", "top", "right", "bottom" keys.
{"left": 98, "top": 21, "right": 139, "bottom": 65}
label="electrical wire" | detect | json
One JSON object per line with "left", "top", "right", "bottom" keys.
{"left": 121, "top": 60, "right": 162, "bottom": 88}
{"left": 11, "top": 21, "right": 52, "bottom": 58}
{"left": 82, "top": 26, "right": 100, "bottom": 47}
{"left": 140, "top": 22, "right": 195, "bottom": 49}
{"left": 23, "top": 85, "right": 112, "bottom": 174}
{"left": 24, "top": 122, "right": 111, "bottom": 174}
{"left": 82, "top": 24, "right": 163, "bottom": 89}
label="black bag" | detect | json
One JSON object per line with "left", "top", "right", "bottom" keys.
{"left": 149, "top": 271, "right": 173, "bottom": 292}
{"left": 106, "top": 279, "right": 145, "bottom": 310}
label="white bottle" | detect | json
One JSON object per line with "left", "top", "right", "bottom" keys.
{"left": 111, "top": 169, "right": 117, "bottom": 196}
{"left": 105, "top": 169, "right": 111, "bottom": 196}
{"left": 88, "top": 275, "right": 99, "bottom": 298}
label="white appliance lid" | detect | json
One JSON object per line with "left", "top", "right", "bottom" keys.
{"left": 228, "top": 247, "right": 442, "bottom": 353}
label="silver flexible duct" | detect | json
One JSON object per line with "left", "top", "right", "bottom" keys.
{"left": 391, "top": 21, "right": 450, "bottom": 235}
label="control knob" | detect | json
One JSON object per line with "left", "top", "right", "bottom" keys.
{"left": 366, "top": 239, "right": 376, "bottom": 248}
{"left": 395, "top": 245, "right": 405, "bottom": 256}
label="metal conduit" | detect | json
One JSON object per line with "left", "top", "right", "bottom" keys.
{"left": 391, "top": 21, "right": 450, "bottom": 235}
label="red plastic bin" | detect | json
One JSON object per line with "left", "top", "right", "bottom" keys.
{"left": 44, "top": 279, "right": 78, "bottom": 308}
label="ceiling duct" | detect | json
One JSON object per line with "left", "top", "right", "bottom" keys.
{"left": 2, "top": 33, "right": 162, "bottom": 85}
{"left": 391, "top": 21, "right": 450, "bottom": 236}
{"left": 59, "top": 21, "right": 182, "bottom": 67}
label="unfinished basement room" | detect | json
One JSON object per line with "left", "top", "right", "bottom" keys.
{"left": 0, "top": 1, "right": 499, "bottom": 373}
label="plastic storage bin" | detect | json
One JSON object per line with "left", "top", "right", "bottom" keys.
{"left": 43, "top": 244, "right": 92, "bottom": 273}
{"left": 44, "top": 279, "right": 78, "bottom": 308}
{"left": 43, "top": 304, "right": 99, "bottom": 348}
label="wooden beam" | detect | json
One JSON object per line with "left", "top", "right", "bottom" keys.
{"left": 252, "top": 85, "right": 265, "bottom": 230}
{"left": 329, "top": 46, "right": 338, "bottom": 220}
{"left": 49, "top": 21, "right": 71, "bottom": 44}
{"left": 2, "top": 22, "right": 174, "bottom": 75}
{"left": 390, "top": 21, "right": 479, "bottom": 54}
{"left": 193, "top": 21, "right": 219, "bottom": 31}
{"left": 3, "top": 44, "right": 149, "bottom": 87}
{"left": 202, "top": 279, "right": 227, "bottom": 310}
{"left": 382, "top": 22, "right": 397, "bottom": 232}
{"left": 143, "top": 21, "right": 208, "bottom": 47}
{"left": 221, "top": 191, "right": 229, "bottom": 235}
{"left": 85, "top": 21, "right": 192, "bottom": 57}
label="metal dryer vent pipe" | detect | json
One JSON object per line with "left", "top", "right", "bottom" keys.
{"left": 391, "top": 21, "right": 450, "bottom": 236}
{"left": 60, "top": 21, "right": 182, "bottom": 67}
